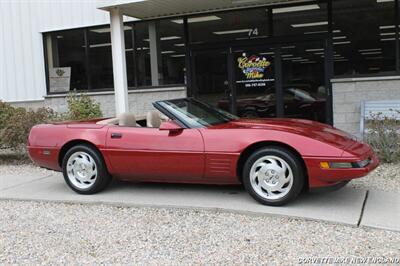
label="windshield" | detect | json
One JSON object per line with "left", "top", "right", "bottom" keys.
{"left": 156, "top": 98, "right": 239, "bottom": 128}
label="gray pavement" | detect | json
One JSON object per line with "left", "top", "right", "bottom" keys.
{"left": 0, "top": 172, "right": 399, "bottom": 231}
{"left": 360, "top": 190, "right": 400, "bottom": 232}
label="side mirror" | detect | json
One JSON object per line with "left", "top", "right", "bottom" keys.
{"left": 159, "top": 121, "right": 183, "bottom": 132}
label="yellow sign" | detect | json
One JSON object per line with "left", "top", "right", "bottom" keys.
{"left": 237, "top": 54, "right": 271, "bottom": 79}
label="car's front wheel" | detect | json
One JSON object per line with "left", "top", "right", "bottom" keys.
{"left": 62, "top": 144, "right": 111, "bottom": 194}
{"left": 242, "top": 146, "right": 305, "bottom": 206}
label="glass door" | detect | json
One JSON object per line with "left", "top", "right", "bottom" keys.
{"left": 231, "top": 42, "right": 327, "bottom": 122}
{"left": 232, "top": 46, "right": 277, "bottom": 118}
{"left": 280, "top": 41, "right": 327, "bottom": 123}
{"left": 191, "top": 49, "right": 232, "bottom": 111}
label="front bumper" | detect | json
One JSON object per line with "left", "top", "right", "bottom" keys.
{"left": 304, "top": 150, "right": 379, "bottom": 188}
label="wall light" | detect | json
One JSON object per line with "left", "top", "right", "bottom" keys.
{"left": 272, "top": 4, "right": 320, "bottom": 14}
{"left": 333, "top": 41, "right": 351, "bottom": 45}
{"left": 381, "top": 38, "right": 396, "bottom": 41}
{"left": 306, "top": 48, "right": 324, "bottom": 52}
{"left": 292, "top": 21, "right": 328, "bottom": 28}
{"left": 171, "top": 16, "right": 221, "bottom": 24}
{"left": 259, "top": 51, "right": 274, "bottom": 55}
{"left": 214, "top": 29, "right": 251, "bottom": 35}
{"left": 359, "top": 48, "right": 381, "bottom": 52}
{"left": 379, "top": 25, "right": 398, "bottom": 29}
{"left": 170, "top": 54, "right": 185, "bottom": 57}
{"left": 361, "top": 51, "right": 382, "bottom": 55}
{"left": 304, "top": 30, "right": 328, "bottom": 34}
{"left": 283, "top": 57, "right": 302, "bottom": 61}
{"left": 144, "top": 36, "right": 181, "bottom": 41}
{"left": 380, "top": 32, "right": 395, "bottom": 36}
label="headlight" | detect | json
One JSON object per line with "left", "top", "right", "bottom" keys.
{"left": 329, "top": 162, "right": 353, "bottom": 168}
{"left": 320, "top": 158, "right": 371, "bottom": 169}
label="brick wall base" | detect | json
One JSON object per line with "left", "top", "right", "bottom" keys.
{"left": 332, "top": 76, "right": 400, "bottom": 136}
{"left": 44, "top": 86, "right": 187, "bottom": 117}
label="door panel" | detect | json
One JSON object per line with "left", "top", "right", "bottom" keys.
{"left": 105, "top": 126, "right": 204, "bottom": 180}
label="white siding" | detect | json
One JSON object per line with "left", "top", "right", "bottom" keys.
{"left": 0, "top": 0, "right": 133, "bottom": 102}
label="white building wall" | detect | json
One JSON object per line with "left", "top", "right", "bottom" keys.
{"left": 0, "top": 0, "right": 133, "bottom": 103}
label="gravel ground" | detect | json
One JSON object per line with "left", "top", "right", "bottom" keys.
{"left": 0, "top": 150, "right": 30, "bottom": 165}
{"left": 350, "top": 163, "right": 400, "bottom": 193}
{"left": 0, "top": 200, "right": 399, "bottom": 265}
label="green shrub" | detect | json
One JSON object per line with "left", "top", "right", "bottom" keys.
{"left": 0, "top": 93, "right": 103, "bottom": 153}
{"left": 0, "top": 101, "right": 16, "bottom": 131}
{"left": 0, "top": 106, "right": 57, "bottom": 152}
{"left": 66, "top": 91, "right": 102, "bottom": 120}
{"left": 365, "top": 112, "right": 400, "bottom": 163}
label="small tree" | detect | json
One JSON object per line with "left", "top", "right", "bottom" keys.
{"left": 0, "top": 104, "right": 57, "bottom": 152}
{"left": 66, "top": 91, "right": 102, "bottom": 120}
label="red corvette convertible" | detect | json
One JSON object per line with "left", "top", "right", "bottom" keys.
{"left": 28, "top": 98, "right": 379, "bottom": 206}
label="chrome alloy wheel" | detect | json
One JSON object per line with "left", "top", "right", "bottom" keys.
{"left": 249, "top": 155, "right": 294, "bottom": 200}
{"left": 66, "top": 151, "right": 98, "bottom": 190}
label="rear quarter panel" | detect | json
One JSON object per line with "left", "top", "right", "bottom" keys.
{"left": 28, "top": 124, "right": 109, "bottom": 171}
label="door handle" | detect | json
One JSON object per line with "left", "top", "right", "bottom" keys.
{"left": 111, "top": 133, "right": 122, "bottom": 139}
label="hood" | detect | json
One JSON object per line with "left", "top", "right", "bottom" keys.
{"left": 212, "top": 118, "right": 356, "bottom": 149}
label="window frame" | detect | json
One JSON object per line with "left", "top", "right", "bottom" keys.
{"left": 43, "top": 21, "right": 187, "bottom": 95}
{"left": 42, "top": 0, "right": 400, "bottom": 96}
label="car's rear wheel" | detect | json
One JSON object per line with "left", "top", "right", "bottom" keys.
{"left": 242, "top": 146, "right": 305, "bottom": 206}
{"left": 62, "top": 144, "right": 111, "bottom": 194}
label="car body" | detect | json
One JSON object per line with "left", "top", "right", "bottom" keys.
{"left": 28, "top": 98, "right": 379, "bottom": 205}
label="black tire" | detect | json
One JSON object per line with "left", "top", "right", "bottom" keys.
{"left": 62, "top": 144, "right": 111, "bottom": 194}
{"left": 242, "top": 146, "right": 305, "bottom": 206}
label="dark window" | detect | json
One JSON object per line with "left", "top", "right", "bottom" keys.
{"left": 134, "top": 22, "right": 152, "bottom": 87}
{"left": 158, "top": 19, "right": 185, "bottom": 85}
{"left": 88, "top": 27, "right": 114, "bottom": 90}
{"left": 125, "top": 25, "right": 137, "bottom": 88}
{"left": 333, "top": 0, "right": 397, "bottom": 75}
{"left": 134, "top": 19, "right": 185, "bottom": 86}
{"left": 45, "top": 29, "right": 87, "bottom": 92}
